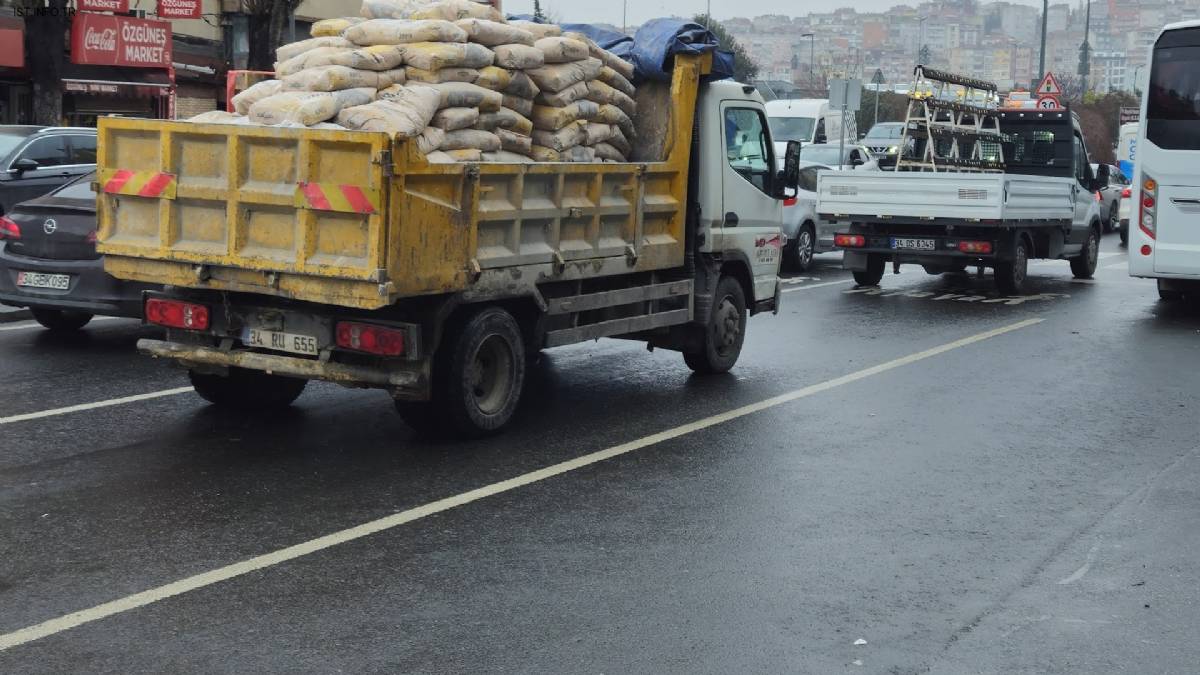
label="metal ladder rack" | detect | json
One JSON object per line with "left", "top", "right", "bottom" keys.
{"left": 895, "top": 65, "right": 1004, "bottom": 172}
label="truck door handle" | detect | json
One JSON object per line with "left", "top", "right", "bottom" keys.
{"left": 724, "top": 212, "right": 739, "bottom": 226}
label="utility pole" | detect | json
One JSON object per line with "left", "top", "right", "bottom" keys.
{"left": 1038, "top": 0, "right": 1048, "bottom": 84}
{"left": 872, "top": 68, "right": 885, "bottom": 127}
{"left": 802, "top": 33, "right": 815, "bottom": 87}
{"left": 622, "top": 0, "right": 627, "bottom": 34}
{"left": 1078, "top": 0, "right": 1091, "bottom": 98}
{"left": 705, "top": 0, "right": 711, "bottom": 28}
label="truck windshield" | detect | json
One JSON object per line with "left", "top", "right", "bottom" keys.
{"left": 1147, "top": 27, "right": 1200, "bottom": 151}
{"left": 768, "top": 116, "right": 816, "bottom": 143}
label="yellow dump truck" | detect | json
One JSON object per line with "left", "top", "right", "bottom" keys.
{"left": 97, "top": 53, "right": 800, "bottom": 435}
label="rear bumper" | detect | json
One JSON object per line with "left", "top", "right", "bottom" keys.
{"left": 0, "top": 245, "right": 151, "bottom": 316}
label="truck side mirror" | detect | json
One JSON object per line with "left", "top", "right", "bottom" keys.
{"left": 777, "top": 141, "right": 802, "bottom": 198}
{"left": 1095, "top": 163, "right": 1111, "bottom": 188}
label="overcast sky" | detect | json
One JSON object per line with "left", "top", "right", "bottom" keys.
{"left": 504, "top": 0, "right": 1049, "bottom": 28}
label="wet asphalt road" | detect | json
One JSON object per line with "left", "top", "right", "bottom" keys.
{"left": 2, "top": 233, "right": 1199, "bottom": 674}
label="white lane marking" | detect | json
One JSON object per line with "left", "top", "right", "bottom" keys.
{"left": 1057, "top": 542, "right": 1101, "bottom": 585}
{"left": 1102, "top": 259, "right": 1128, "bottom": 269}
{"left": 0, "top": 317, "right": 1043, "bottom": 652}
{"left": 0, "top": 388, "right": 194, "bottom": 426}
{"left": 0, "top": 317, "right": 126, "bottom": 332}
{"left": 782, "top": 279, "right": 855, "bottom": 293}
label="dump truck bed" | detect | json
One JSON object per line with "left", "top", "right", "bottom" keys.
{"left": 98, "top": 55, "right": 707, "bottom": 310}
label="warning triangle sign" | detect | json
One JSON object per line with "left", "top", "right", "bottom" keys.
{"left": 1036, "top": 72, "right": 1063, "bottom": 96}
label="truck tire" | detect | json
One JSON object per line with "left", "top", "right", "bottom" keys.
{"left": 684, "top": 275, "right": 747, "bottom": 374}
{"left": 852, "top": 254, "right": 886, "bottom": 287}
{"left": 31, "top": 308, "right": 93, "bottom": 332}
{"left": 429, "top": 306, "right": 526, "bottom": 438}
{"left": 189, "top": 368, "right": 307, "bottom": 410}
{"left": 787, "top": 224, "right": 815, "bottom": 272}
{"left": 994, "top": 237, "right": 1029, "bottom": 295}
{"left": 1107, "top": 203, "right": 1119, "bottom": 233}
{"left": 1070, "top": 228, "right": 1100, "bottom": 279}
{"left": 1119, "top": 222, "right": 1128, "bottom": 246}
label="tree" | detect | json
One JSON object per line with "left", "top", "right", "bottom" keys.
{"left": 244, "top": 0, "right": 304, "bottom": 72}
{"left": 533, "top": 0, "right": 547, "bottom": 23}
{"left": 17, "top": 0, "right": 71, "bottom": 124}
{"left": 694, "top": 14, "right": 759, "bottom": 83}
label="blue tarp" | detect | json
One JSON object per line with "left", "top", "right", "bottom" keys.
{"left": 505, "top": 16, "right": 733, "bottom": 83}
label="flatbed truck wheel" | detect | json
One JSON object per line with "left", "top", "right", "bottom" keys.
{"left": 852, "top": 254, "right": 885, "bottom": 287}
{"left": 994, "top": 237, "right": 1029, "bottom": 295}
{"left": 421, "top": 306, "right": 526, "bottom": 438}
{"left": 189, "top": 368, "right": 307, "bottom": 410}
{"left": 1071, "top": 228, "right": 1100, "bottom": 279}
{"left": 684, "top": 275, "right": 747, "bottom": 374}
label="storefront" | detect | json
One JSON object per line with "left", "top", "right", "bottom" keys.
{"left": 68, "top": 11, "right": 173, "bottom": 125}
{"left": 0, "top": 15, "right": 31, "bottom": 124}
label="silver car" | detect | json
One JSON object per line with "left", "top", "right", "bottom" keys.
{"left": 782, "top": 162, "right": 841, "bottom": 271}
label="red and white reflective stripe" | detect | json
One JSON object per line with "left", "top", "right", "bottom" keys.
{"left": 100, "top": 169, "right": 177, "bottom": 199}
{"left": 295, "top": 182, "right": 381, "bottom": 215}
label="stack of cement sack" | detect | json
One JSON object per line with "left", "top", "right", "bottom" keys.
{"left": 199, "top": 0, "right": 636, "bottom": 164}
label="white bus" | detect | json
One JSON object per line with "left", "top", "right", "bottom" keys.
{"left": 1128, "top": 20, "right": 1200, "bottom": 300}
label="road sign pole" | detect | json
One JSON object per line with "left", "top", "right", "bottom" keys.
{"left": 839, "top": 79, "right": 849, "bottom": 170}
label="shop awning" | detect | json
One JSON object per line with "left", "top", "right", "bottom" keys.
{"left": 61, "top": 64, "right": 172, "bottom": 97}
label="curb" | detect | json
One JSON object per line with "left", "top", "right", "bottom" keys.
{"left": 0, "top": 309, "right": 33, "bottom": 324}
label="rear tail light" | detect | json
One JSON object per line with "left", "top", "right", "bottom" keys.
{"left": 0, "top": 216, "right": 20, "bottom": 240}
{"left": 834, "top": 233, "right": 866, "bottom": 248}
{"left": 1121, "top": 187, "right": 1131, "bottom": 199}
{"left": 783, "top": 197, "right": 797, "bottom": 207}
{"left": 1094, "top": 191, "right": 1101, "bottom": 203}
{"left": 336, "top": 321, "right": 406, "bottom": 357}
{"left": 1140, "top": 174, "right": 1157, "bottom": 240}
{"left": 145, "top": 298, "right": 210, "bottom": 330}
{"left": 957, "top": 240, "right": 993, "bottom": 254}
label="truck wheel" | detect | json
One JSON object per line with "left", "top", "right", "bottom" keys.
{"left": 1119, "top": 223, "right": 1128, "bottom": 246}
{"left": 1071, "top": 228, "right": 1100, "bottom": 279}
{"left": 431, "top": 306, "right": 526, "bottom": 438}
{"left": 31, "top": 308, "right": 93, "bottom": 332}
{"left": 852, "top": 254, "right": 885, "bottom": 287}
{"left": 788, "top": 224, "right": 815, "bottom": 272}
{"left": 684, "top": 276, "right": 747, "bottom": 374}
{"left": 1107, "top": 204, "right": 1119, "bottom": 233}
{"left": 994, "top": 237, "right": 1029, "bottom": 295}
{"left": 189, "top": 368, "right": 307, "bottom": 410}
{"left": 1158, "top": 279, "right": 1185, "bottom": 302}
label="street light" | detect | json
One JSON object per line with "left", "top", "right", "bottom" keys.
{"left": 917, "top": 16, "right": 928, "bottom": 64}
{"left": 1038, "top": 0, "right": 1048, "bottom": 83}
{"left": 801, "top": 33, "right": 815, "bottom": 86}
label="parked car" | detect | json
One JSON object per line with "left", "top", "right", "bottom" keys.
{"left": 0, "top": 126, "right": 98, "bottom": 215}
{"left": 799, "top": 143, "right": 879, "bottom": 170}
{"left": 1091, "top": 162, "right": 1128, "bottom": 233}
{"left": 0, "top": 173, "right": 154, "bottom": 330}
{"left": 861, "top": 122, "right": 908, "bottom": 158}
{"left": 782, "top": 161, "right": 840, "bottom": 271}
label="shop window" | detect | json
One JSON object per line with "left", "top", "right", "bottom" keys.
{"left": 69, "top": 135, "right": 97, "bottom": 164}
{"left": 16, "top": 136, "right": 69, "bottom": 168}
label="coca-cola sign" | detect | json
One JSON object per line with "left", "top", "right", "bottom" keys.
{"left": 71, "top": 13, "right": 171, "bottom": 68}
{"left": 157, "top": 0, "right": 202, "bottom": 20}
{"left": 78, "top": 0, "right": 130, "bottom": 12}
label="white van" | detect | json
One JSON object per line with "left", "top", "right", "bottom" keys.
{"left": 1128, "top": 20, "right": 1200, "bottom": 300}
{"left": 765, "top": 99, "right": 858, "bottom": 156}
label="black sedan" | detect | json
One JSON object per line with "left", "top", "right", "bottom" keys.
{"left": 0, "top": 173, "right": 154, "bottom": 331}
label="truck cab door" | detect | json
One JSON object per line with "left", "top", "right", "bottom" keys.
{"left": 1069, "top": 131, "right": 1097, "bottom": 246}
{"left": 716, "top": 103, "right": 785, "bottom": 302}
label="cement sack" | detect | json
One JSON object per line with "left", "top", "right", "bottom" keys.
{"left": 496, "top": 129, "right": 533, "bottom": 156}
{"left": 475, "top": 108, "right": 534, "bottom": 135}
{"left": 455, "top": 19, "right": 535, "bottom": 47}
{"left": 535, "top": 37, "right": 589, "bottom": 64}
{"left": 311, "top": 17, "right": 364, "bottom": 37}
{"left": 503, "top": 71, "right": 539, "bottom": 99}
{"left": 398, "top": 42, "right": 494, "bottom": 71}
{"left": 529, "top": 145, "right": 560, "bottom": 162}
{"left": 335, "top": 87, "right": 440, "bottom": 136}
{"left": 429, "top": 82, "right": 502, "bottom": 112}
{"left": 502, "top": 94, "right": 534, "bottom": 118}
{"left": 443, "top": 148, "right": 483, "bottom": 162}
{"left": 492, "top": 44, "right": 544, "bottom": 70}
{"left": 439, "top": 129, "right": 500, "bottom": 152}
{"left": 509, "top": 21, "right": 562, "bottom": 40}
{"left": 275, "top": 47, "right": 354, "bottom": 77}
{"left": 309, "top": 122, "right": 345, "bottom": 130}
{"left": 327, "top": 45, "right": 407, "bottom": 71}
{"left": 425, "top": 150, "right": 457, "bottom": 163}
{"left": 277, "top": 37, "right": 354, "bottom": 63}
{"left": 593, "top": 47, "right": 635, "bottom": 82}
{"left": 596, "top": 104, "right": 635, "bottom": 139}
{"left": 532, "top": 121, "right": 586, "bottom": 152}
{"left": 431, "top": 107, "right": 480, "bottom": 131}
{"left": 405, "top": 66, "right": 479, "bottom": 84}
{"left": 597, "top": 66, "right": 636, "bottom": 98}
{"left": 592, "top": 142, "right": 626, "bottom": 162}
{"left": 583, "top": 122, "right": 616, "bottom": 146}
{"left": 585, "top": 79, "right": 636, "bottom": 118}
{"left": 283, "top": 66, "right": 398, "bottom": 92}
{"left": 535, "top": 81, "right": 589, "bottom": 107}
{"left": 474, "top": 66, "right": 512, "bottom": 92}
{"left": 188, "top": 110, "right": 247, "bottom": 123}
{"left": 409, "top": 0, "right": 504, "bottom": 22}
{"left": 251, "top": 88, "right": 375, "bottom": 126}
{"left": 232, "top": 79, "right": 283, "bottom": 115}
{"left": 416, "top": 126, "right": 446, "bottom": 154}
{"left": 481, "top": 150, "right": 534, "bottom": 163}
{"left": 360, "top": 0, "right": 427, "bottom": 19}
{"left": 530, "top": 100, "right": 598, "bottom": 131}
{"left": 561, "top": 146, "right": 596, "bottom": 162}
{"left": 526, "top": 58, "right": 602, "bottom": 94}
{"left": 344, "top": 19, "right": 466, "bottom": 46}
{"left": 608, "top": 126, "right": 632, "bottom": 157}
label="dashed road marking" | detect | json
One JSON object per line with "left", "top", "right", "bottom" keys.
{"left": 0, "top": 387, "right": 194, "bottom": 426}
{"left": 0, "top": 317, "right": 126, "bottom": 333}
{"left": 0, "top": 318, "right": 1043, "bottom": 652}
{"left": 782, "top": 279, "right": 855, "bottom": 293}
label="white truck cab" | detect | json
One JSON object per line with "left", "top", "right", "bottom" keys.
{"left": 766, "top": 98, "right": 858, "bottom": 156}
{"left": 1127, "top": 20, "right": 1200, "bottom": 300}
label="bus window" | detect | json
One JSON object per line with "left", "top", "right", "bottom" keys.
{"left": 1147, "top": 27, "right": 1200, "bottom": 151}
